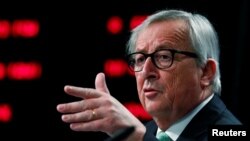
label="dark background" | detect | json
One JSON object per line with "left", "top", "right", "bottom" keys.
{"left": 0, "top": 0, "right": 249, "bottom": 140}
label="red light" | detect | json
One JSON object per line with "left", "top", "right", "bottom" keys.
{"left": 104, "top": 59, "right": 127, "bottom": 77}
{"left": 124, "top": 102, "right": 152, "bottom": 121}
{"left": 0, "top": 20, "right": 11, "bottom": 39}
{"left": 130, "top": 15, "right": 147, "bottom": 30}
{"left": 12, "top": 19, "right": 39, "bottom": 38}
{"left": 106, "top": 16, "right": 123, "bottom": 34}
{"left": 0, "top": 62, "right": 6, "bottom": 80}
{"left": 7, "top": 61, "right": 42, "bottom": 80}
{"left": 0, "top": 103, "right": 12, "bottom": 123}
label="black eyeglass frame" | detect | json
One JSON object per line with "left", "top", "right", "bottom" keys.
{"left": 126, "top": 49, "right": 198, "bottom": 72}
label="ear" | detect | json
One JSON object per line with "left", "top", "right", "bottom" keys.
{"left": 200, "top": 59, "right": 216, "bottom": 88}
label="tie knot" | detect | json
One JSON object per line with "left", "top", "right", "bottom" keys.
{"left": 156, "top": 131, "right": 172, "bottom": 141}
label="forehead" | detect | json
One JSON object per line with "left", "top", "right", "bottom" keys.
{"left": 136, "top": 20, "right": 191, "bottom": 52}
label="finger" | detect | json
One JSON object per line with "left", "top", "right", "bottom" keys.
{"left": 95, "top": 72, "right": 110, "bottom": 94}
{"left": 64, "top": 85, "right": 101, "bottom": 99}
{"left": 56, "top": 99, "right": 101, "bottom": 113}
{"left": 69, "top": 118, "right": 109, "bottom": 132}
{"left": 61, "top": 109, "right": 94, "bottom": 123}
{"left": 67, "top": 105, "right": 120, "bottom": 131}
{"left": 61, "top": 106, "right": 105, "bottom": 123}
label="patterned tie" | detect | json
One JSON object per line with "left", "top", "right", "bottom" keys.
{"left": 156, "top": 131, "right": 172, "bottom": 141}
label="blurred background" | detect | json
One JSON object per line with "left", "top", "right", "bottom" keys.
{"left": 0, "top": 0, "right": 249, "bottom": 140}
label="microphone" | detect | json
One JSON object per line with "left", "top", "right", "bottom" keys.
{"left": 104, "top": 126, "right": 135, "bottom": 141}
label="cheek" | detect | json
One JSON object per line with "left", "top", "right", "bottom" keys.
{"left": 135, "top": 75, "right": 143, "bottom": 94}
{"left": 160, "top": 70, "right": 178, "bottom": 93}
{"left": 162, "top": 66, "right": 192, "bottom": 101}
{"left": 135, "top": 74, "right": 145, "bottom": 104}
{"left": 171, "top": 64, "right": 200, "bottom": 97}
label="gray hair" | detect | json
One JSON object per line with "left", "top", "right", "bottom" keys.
{"left": 126, "top": 9, "right": 221, "bottom": 95}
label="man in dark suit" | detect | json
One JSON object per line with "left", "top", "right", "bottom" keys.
{"left": 144, "top": 95, "right": 241, "bottom": 141}
{"left": 57, "top": 9, "right": 242, "bottom": 141}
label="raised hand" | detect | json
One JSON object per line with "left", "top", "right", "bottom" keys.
{"left": 56, "top": 73, "right": 145, "bottom": 140}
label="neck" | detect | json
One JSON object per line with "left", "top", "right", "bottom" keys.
{"left": 154, "top": 88, "right": 213, "bottom": 131}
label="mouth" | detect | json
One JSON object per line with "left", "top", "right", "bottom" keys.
{"left": 143, "top": 88, "right": 159, "bottom": 99}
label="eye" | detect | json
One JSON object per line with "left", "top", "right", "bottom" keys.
{"left": 155, "top": 53, "right": 171, "bottom": 62}
{"left": 128, "top": 53, "right": 145, "bottom": 66}
{"left": 135, "top": 55, "right": 145, "bottom": 64}
{"left": 160, "top": 54, "right": 171, "bottom": 60}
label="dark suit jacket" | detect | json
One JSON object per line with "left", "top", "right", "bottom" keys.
{"left": 143, "top": 95, "right": 242, "bottom": 141}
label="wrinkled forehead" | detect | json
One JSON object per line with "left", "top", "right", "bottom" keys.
{"left": 135, "top": 20, "right": 191, "bottom": 52}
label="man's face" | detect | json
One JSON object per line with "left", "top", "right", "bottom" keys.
{"left": 134, "top": 20, "right": 203, "bottom": 119}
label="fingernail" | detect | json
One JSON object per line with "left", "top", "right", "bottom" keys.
{"left": 57, "top": 105, "right": 64, "bottom": 111}
{"left": 65, "top": 86, "right": 73, "bottom": 91}
{"left": 62, "top": 115, "right": 68, "bottom": 120}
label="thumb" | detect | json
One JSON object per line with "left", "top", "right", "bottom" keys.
{"left": 95, "top": 72, "right": 110, "bottom": 94}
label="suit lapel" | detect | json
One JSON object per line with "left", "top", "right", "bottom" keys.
{"left": 177, "top": 95, "right": 226, "bottom": 140}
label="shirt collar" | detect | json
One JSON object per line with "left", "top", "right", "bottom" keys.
{"left": 157, "top": 94, "right": 214, "bottom": 141}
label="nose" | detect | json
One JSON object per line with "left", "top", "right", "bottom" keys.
{"left": 141, "top": 57, "right": 159, "bottom": 79}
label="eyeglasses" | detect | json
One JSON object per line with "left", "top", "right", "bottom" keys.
{"left": 126, "top": 49, "right": 198, "bottom": 72}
